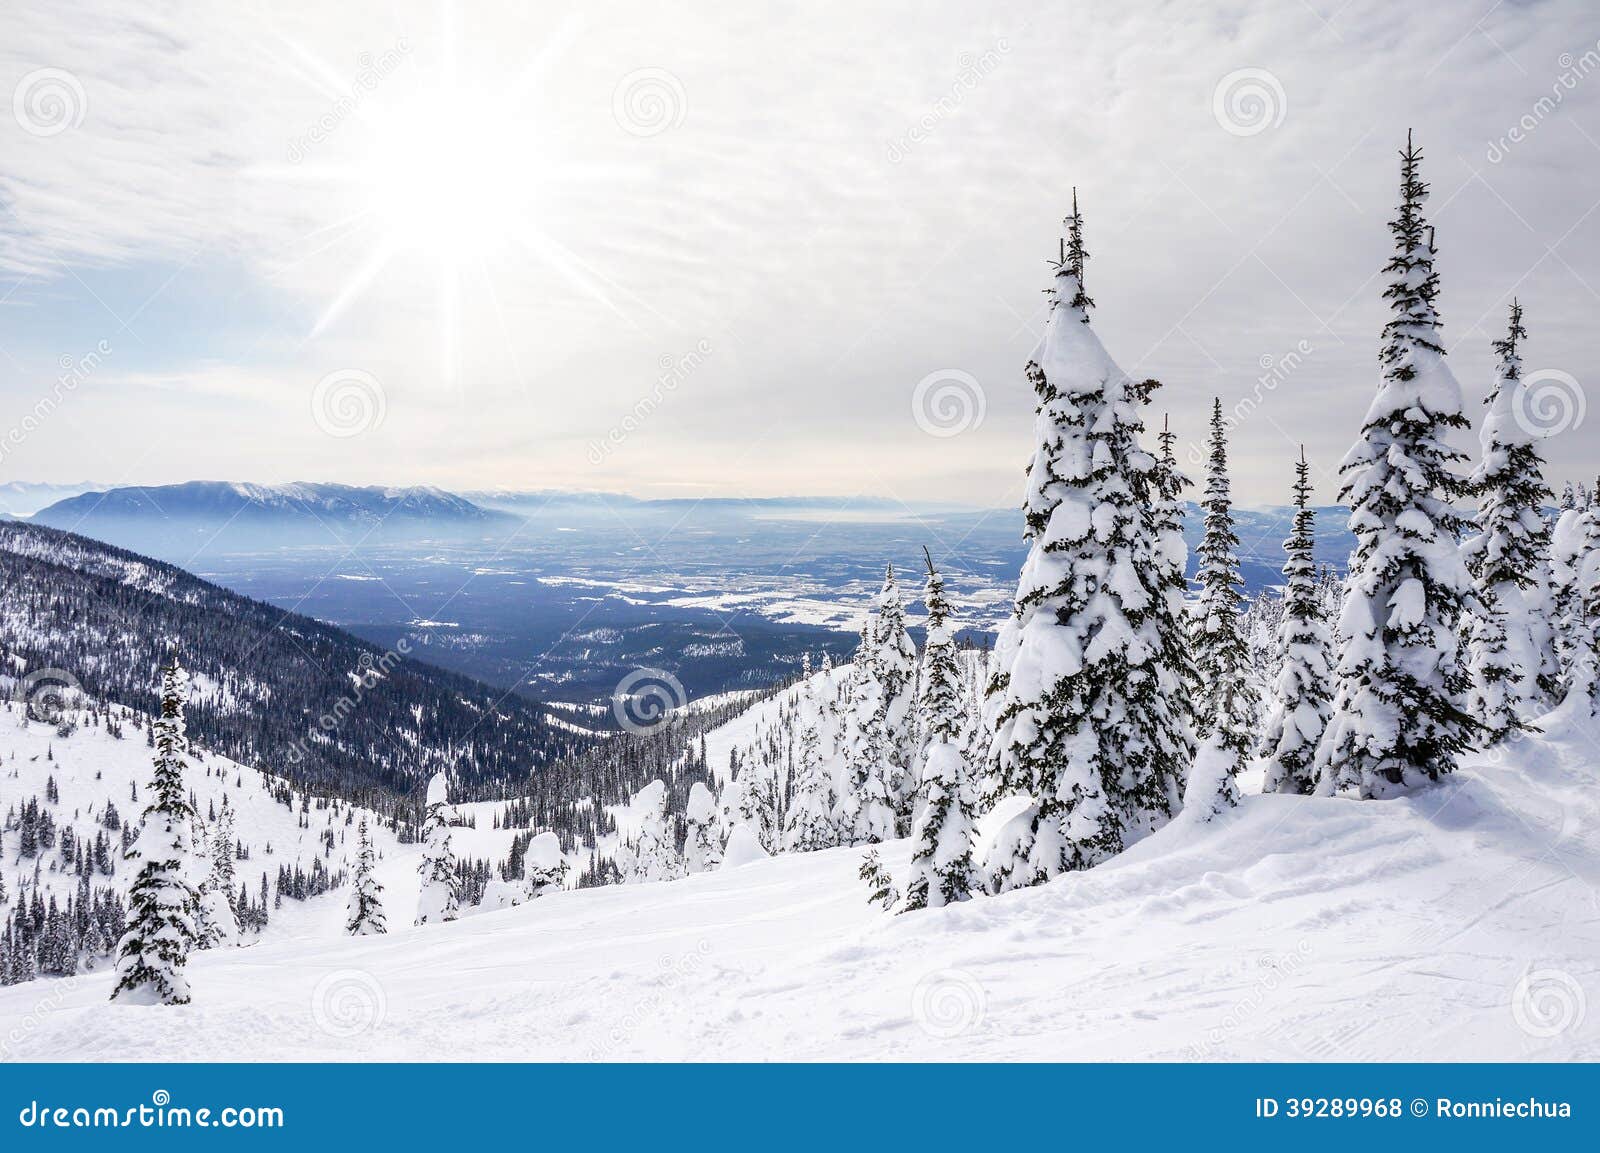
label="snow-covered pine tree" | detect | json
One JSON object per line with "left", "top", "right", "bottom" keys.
{"left": 683, "top": 781, "right": 724, "bottom": 872}
{"left": 874, "top": 563, "right": 919, "bottom": 829}
{"left": 1131, "top": 395, "right": 1199, "bottom": 814}
{"left": 196, "top": 804, "right": 239, "bottom": 948}
{"left": 784, "top": 712, "right": 837, "bottom": 852}
{"left": 111, "top": 655, "right": 200, "bottom": 1005}
{"left": 1463, "top": 300, "right": 1558, "bottom": 739}
{"left": 1260, "top": 448, "right": 1335, "bottom": 794}
{"left": 522, "top": 832, "right": 568, "bottom": 897}
{"left": 902, "top": 552, "right": 976, "bottom": 911}
{"left": 345, "top": 817, "right": 387, "bottom": 935}
{"left": 1191, "top": 398, "right": 1259, "bottom": 794}
{"left": 1551, "top": 501, "right": 1600, "bottom": 713}
{"left": 415, "top": 772, "right": 459, "bottom": 924}
{"left": 1317, "top": 133, "right": 1478, "bottom": 798}
{"left": 629, "top": 779, "right": 682, "bottom": 882}
{"left": 858, "top": 849, "right": 898, "bottom": 911}
{"left": 837, "top": 607, "right": 895, "bottom": 844}
{"left": 984, "top": 191, "right": 1179, "bottom": 890}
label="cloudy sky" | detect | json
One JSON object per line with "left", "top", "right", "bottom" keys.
{"left": 0, "top": 0, "right": 1595, "bottom": 508}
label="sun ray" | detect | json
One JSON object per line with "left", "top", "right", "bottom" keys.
{"left": 311, "top": 233, "right": 401, "bottom": 338}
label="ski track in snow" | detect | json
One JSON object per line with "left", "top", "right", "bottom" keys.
{"left": 2, "top": 695, "right": 1598, "bottom": 1061}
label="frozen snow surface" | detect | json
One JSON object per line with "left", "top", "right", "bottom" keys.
{"left": 2, "top": 691, "right": 1597, "bottom": 1061}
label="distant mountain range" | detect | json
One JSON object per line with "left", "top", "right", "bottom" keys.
{"left": 0, "top": 480, "right": 104, "bottom": 517}
{"left": 29, "top": 481, "right": 519, "bottom": 555}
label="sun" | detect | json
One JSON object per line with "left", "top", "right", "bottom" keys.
{"left": 361, "top": 86, "right": 536, "bottom": 263}
{"left": 259, "top": 9, "right": 629, "bottom": 386}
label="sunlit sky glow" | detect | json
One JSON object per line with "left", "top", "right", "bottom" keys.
{"left": 0, "top": 0, "right": 1595, "bottom": 507}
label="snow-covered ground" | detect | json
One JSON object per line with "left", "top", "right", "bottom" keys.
{"left": 3, "top": 699, "right": 1595, "bottom": 1061}
{"left": 0, "top": 699, "right": 400, "bottom": 921}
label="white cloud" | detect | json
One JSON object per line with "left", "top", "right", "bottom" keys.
{"left": 0, "top": 0, "right": 1596, "bottom": 503}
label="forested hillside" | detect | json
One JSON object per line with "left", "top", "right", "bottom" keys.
{"left": 0, "top": 520, "right": 590, "bottom": 802}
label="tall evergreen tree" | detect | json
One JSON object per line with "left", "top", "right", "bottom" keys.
{"left": 1191, "top": 398, "right": 1259, "bottom": 780}
{"left": 111, "top": 655, "right": 200, "bottom": 1004}
{"left": 784, "top": 675, "right": 838, "bottom": 852}
{"left": 902, "top": 553, "right": 976, "bottom": 911}
{"left": 984, "top": 191, "right": 1179, "bottom": 890}
{"left": 195, "top": 803, "right": 240, "bottom": 949}
{"left": 345, "top": 818, "right": 387, "bottom": 935}
{"left": 837, "top": 607, "right": 895, "bottom": 844}
{"left": 1463, "top": 300, "right": 1558, "bottom": 738}
{"left": 1151, "top": 411, "right": 1199, "bottom": 779}
{"left": 1260, "top": 449, "right": 1334, "bottom": 794}
{"left": 1317, "top": 132, "right": 1478, "bottom": 797}
{"left": 874, "top": 564, "right": 919, "bottom": 827}
{"left": 1551, "top": 501, "right": 1600, "bottom": 713}
{"left": 415, "top": 772, "right": 459, "bottom": 924}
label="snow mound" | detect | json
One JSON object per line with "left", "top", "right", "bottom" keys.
{"left": 721, "top": 824, "right": 771, "bottom": 869}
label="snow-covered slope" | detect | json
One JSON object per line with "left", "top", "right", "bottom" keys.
{"left": 4, "top": 698, "right": 1595, "bottom": 1061}
{"left": 0, "top": 695, "right": 404, "bottom": 960}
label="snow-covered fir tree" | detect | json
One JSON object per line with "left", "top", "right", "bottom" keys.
{"left": 858, "top": 849, "right": 898, "bottom": 911}
{"left": 837, "top": 608, "right": 895, "bottom": 844}
{"left": 111, "top": 655, "right": 200, "bottom": 1005}
{"left": 1148, "top": 409, "right": 1199, "bottom": 783}
{"left": 1463, "top": 300, "right": 1557, "bottom": 739}
{"left": 683, "top": 781, "right": 724, "bottom": 872}
{"left": 345, "top": 817, "right": 387, "bottom": 935}
{"left": 628, "top": 779, "right": 682, "bottom": 882}
{"left": 1551, "top": 500, "right": 1600, "bottom": 713}
{"left": 1260, "top": 449, "right": 1335, "bottom": 794}
{"left": 902, "top": 555, "right": 976, "bottom": 911}
{"left": 1317, "top": 132, "right": 1478, "bottom": 798}
{"left": 873, "top": 564, "right": 919, "bottom": 829}
{"left": 784, "top": 689, "right": 838, "bottom": 852}
{"left": 984, "top": 191, "right": 1182, "bottom": 890}
{"left": 1191, "top": 398, "right": 1259, "bottom": 795}
{"left": 415, "top": 772, "right": 459, "bottom": 924}
{"left": 196, "top": 804, "right": 240, "bottom": 948}
{"left": 522, "top": 832, "right": 569, "bottom": 897}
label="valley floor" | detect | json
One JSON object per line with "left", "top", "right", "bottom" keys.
{"left": 3, "top": 713, "right": 1598, "bottom": 1061}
